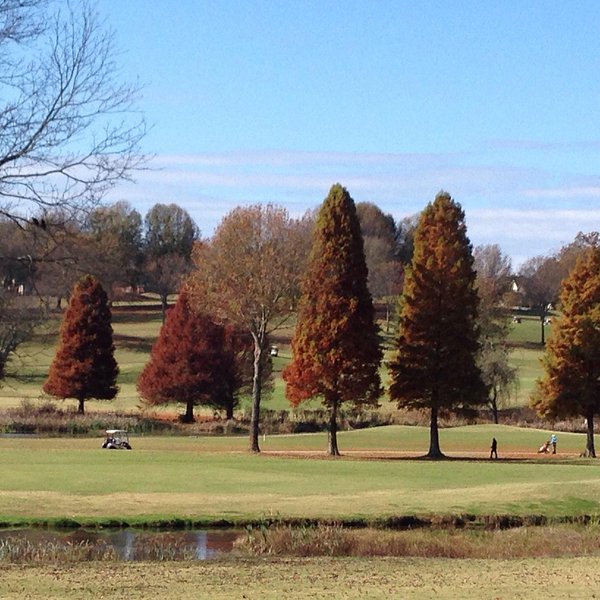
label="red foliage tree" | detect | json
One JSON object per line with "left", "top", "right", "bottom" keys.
{"left": 44, "top": 275, "right": 119, "bottom": 414}
{"left": 137, "top": 290, "right": 241, "bottom": 422}
{"left": 284, "top": 184, "right": 382, "bottom": 456}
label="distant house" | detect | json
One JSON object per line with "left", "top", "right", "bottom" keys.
{"left": 508, "top": 277, "right": 527, "bottom": 310}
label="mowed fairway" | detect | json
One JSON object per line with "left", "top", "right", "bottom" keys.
{"left": 1, "top": 425, "right": 599, "bottom": 522}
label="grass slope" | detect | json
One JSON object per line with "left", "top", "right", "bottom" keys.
{"left": 0, "top": 426, "right": 597, "bottom": 523}
{"left": 0, "top": 303, "right": 550, "bottom": 412}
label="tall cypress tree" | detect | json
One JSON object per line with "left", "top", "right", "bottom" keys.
{"left": 284, "top": 184, "right": 382, "bottom": 456}
{"left": 389, "top": 192, "right": 485, "bottom": 458}
{"left": 44, "top": 275, "right": 118, "bottom": 414}
{"left": 137, "top": 290, "right": 235, "bottom": 422}
{"left": 532, "top": 246, "right": 600, "bottom": 457}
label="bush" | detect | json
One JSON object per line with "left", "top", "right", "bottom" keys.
{"left": 0, "top": 399, "right": 177, "bottom": 436}
{"left": 0, "top": 398, "right": 589, "bottom": 437}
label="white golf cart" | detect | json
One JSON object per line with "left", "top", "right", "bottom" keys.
{"left": 102, "top": 429, "right": 132, "bottom": 450}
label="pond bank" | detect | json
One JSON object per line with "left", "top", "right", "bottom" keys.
{"left": 2, "top": 512, "right": 600, "bottom": 532}
{"left": 0, "top": 528, "right": 240, "bottom": 561}
{"left": 4, "top": 523, "right": 600, "bottom": 562}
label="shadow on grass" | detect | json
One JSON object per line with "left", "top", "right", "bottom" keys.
{"left": 113, "top": 334, "right": 155, "bottom": 353}
{"left": 262, "top": 451, "right": 597, "bottom": 466}
{"left": 381, "top": 455, "right": 597, "bottom": 466}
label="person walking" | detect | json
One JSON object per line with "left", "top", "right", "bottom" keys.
{"left": 490, "top": 437, "right": 498, "bottom": 460}
{"left": 550, "top": 433, "right": 557, "bottom": 454}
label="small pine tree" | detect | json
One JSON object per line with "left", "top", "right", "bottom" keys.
{"left": 389, "top": 192, "right": 486, "bottom": 458}
{"left": 44, "top": 275, "right": 118, "bottom": 414}
{"left": 137, "top": 290, "right": 237, "bottom": 422}
{"left": 284, "top": 184, "right": 382, "bottom": 456}
{"left": 532, "top": 246, "right": 600, "bottom": 457}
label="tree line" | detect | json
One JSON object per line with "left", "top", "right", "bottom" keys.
{"left": 0, "top": 201, "right": 198, "bottom": 312}
{"left": 0, "top": 1, "right": 597, "bottom": 458}
{"left": 33, "top": 185, "right": 600, "bottom": 460}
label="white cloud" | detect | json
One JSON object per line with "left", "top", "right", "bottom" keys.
{"left": 467, "top": 208, "right": 599, "bottom": 268}
{"left": 108, "top": 150, "right": 600, "bottom": 265}
{"left": 523, "top": 186, "right": 600, "bottom": 199}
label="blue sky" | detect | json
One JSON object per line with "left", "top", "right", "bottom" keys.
{"left": 103, "top": 0, "right": 600, "bottom": 267}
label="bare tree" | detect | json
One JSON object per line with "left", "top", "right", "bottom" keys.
{"left": 396, "top": 213, "right": 420, "bottom": 265}
{"left": 144, "top": 253, "right": 191, "bottom": 320}
{"left": 472, "top": 244, "right": 516, "bottom": 422}
{"left": 519, "top": 232, "right": 599, "bottom": 345}
{"left": 0, "top": 289, "right": 44, "bottom": 379}
{"left": 0, "top": 0, "right": 145, "bottom": 228}
{"left": 356, "top": 202, "right": 402, "bottom": 330}
{"left": 83, "top": 201, "right": 143, "bottom": 298}
{"left": 0, "top": 1, "right": 144, "bottom": 379}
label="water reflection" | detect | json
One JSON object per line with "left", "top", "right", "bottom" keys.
{"left": 0, "top": 528, "right": 240, "bottom": 561}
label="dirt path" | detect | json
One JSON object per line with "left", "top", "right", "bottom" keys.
{"left": 260, "top": 449, "right": 577, "bottom": 461}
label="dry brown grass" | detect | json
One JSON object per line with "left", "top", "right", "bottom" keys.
{"left": 2, "top": 557, "right": 600, "bottom": 599}
{"left": 238, "top": 523, "right": 600, "bottom": 559}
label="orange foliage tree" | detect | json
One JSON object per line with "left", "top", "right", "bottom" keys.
{"left": 284, "top": 184, "right": 382, "bottom": 456}
{"left": 532, "top": 245, "right": 600, "bottom": 457}
{"left": 189, "top": 204, "right": 306, "bottom": 452}
{"left": 44, "top": 275, "right": 118, "bottom": 414}
{"left": 389, "top": 192, "right": 485, "bottom": 458}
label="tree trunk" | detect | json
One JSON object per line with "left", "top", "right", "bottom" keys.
{"left": 225, "top": 402, "right": 234, "bottom": 421}
{"left": 427, "top": 403, "right": 444, "bottom": 459}
{"left": 249, "top": 334, "right": 264, "bottom": 453}
{"left": 490, "top": 389, "right": 499, "bottom": 424}
{"left": 385, "top": 301, "right": 391, "bottom": 333}
{"left": 78, "top": 398, "right": 85, "bottom": 415}
{"left": 585, "top": 412, "right": 596, "bottom": 458}
{"left": 160, "top": 293, "right": 168, "bottom": 324}
{"left": 327, "top": 396, "right": 340, "bottom": 457}
{"left": 182, "top": 400, "right": 194, "bottom": 423}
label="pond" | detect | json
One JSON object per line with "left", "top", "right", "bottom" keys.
{"left": 0, "top": 528, "right": 241, "bottom": 561}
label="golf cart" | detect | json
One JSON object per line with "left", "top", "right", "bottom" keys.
{"left": 102, "top": 429, "right": 132, "bottom": 450}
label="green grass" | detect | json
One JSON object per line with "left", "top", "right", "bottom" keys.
{"left": 0, "top": 303, "right": 553, "bottom": 413}
{"left": 505, "top": 314, "right": 553, "bottom": 405}
{"left": 1, "top": 307, "right": 594, "bottom": 598}
{"left": 507, "top": 314, "right": 549, "bottom": 345}
{"left": 0, "top": 425, "right": 596, "bottom": 523}
{"left": 510, "top": 346, "right": 544, "bottom": 404}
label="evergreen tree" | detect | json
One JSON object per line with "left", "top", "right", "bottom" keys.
{"left": 389, "top": 192, "right": 485, "bottom": 458}
{"left": 137, "top": 290, "right": 236, "bottom": 422}
{"left": 44, "top": 275, "right": 118, "bottom": 414}
{"left": 284, "top": 184, "right": 382, "bottom": 456}
{"left": 532, "top": 246, "right": 600, "bottom": 457}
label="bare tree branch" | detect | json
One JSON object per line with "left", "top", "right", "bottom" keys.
{"left": 0, "top": 0, "right": 145, "bottom": 226}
